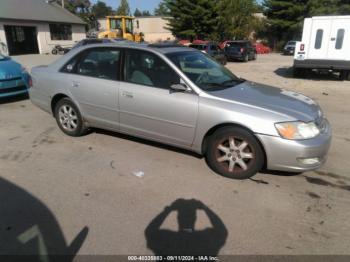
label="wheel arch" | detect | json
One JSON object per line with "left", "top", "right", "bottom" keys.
{"left": 201, "top": 122, "right": 267, "bottom": 169}
{"left": 51, "top": 93, "right": 70, "bottom": 116}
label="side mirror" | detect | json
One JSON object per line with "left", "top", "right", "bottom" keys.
{"left": 170, "top": 83, "right": 189, "bottom": 92}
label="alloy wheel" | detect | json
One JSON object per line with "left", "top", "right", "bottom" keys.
{"left": 58, "top": 105, "right": 78, "bottom": 131}
{"left": 215, "top": 136, "right": 255, "bottom": 174}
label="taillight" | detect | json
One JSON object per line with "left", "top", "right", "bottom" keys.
{"left": 28, "top": 76, "right": 33, "bottom": 88}
{"left": 300, "top": 44, "right": 305, "bottom": 51}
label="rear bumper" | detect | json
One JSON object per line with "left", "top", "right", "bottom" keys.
{"left": 0, "top": 77, "right": 28, "bottom": 98}
{"left": 294, "top": 59, "right": 350, "bottom": 70}
{"left": 257, "top": 120, "right": 332, "bottom": 172}
{"left": 226, "top": 53, "right": 244, "bottom": 60}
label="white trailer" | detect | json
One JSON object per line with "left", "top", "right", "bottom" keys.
{"left": 293, "top": 15, "right": 350, "bottom": 80}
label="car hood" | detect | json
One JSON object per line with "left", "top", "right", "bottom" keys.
{"left": 208, "top": 81, "right": 321, "bottom": 122}
{"left": 0, "top": 59, "right": 22, "bottom": 79}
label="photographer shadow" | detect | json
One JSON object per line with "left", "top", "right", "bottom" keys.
{"left": 145, "top": 199, "right": 228, "bottom": 256}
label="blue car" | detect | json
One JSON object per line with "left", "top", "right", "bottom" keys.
{"left": 0, "top": 53, "right": 30, "bottom": 98}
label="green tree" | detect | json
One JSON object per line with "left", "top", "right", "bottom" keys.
{"left": 142, "top": 10, "right": 152, "bottom": 16}
{"left": 91, "top": 1, "right": 113, "bottom": 18}
{"left": 164, "top": 0, "right": 219, "bottom": 40}
{"left": 134, "top": 8, "right": 142, "bottom": 17}
{"left": 56, "top": 0, "right": 95, "bottom": 29}
{"left": 154, "top": 1, "right": 170, "bottom": 16}
{"left": 263, "top": 0, "right": 309, "bottom": 42}
{"left": 217, "top": 0, "right": 257, "bottom": 40}
{"left": 308, "top": 0, "right": 350, "bottom": 15}
{"left": 116, "top": 0, "right": 131, "bottom": 16}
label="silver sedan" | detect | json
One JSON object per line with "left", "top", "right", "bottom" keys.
{"left": 29, "top": 43, "right": 332, "bottom": 179}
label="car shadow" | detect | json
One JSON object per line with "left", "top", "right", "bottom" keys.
{"left": 0, "top": 93, "right": 29, "bottom": 104}
{"left": 0, "top": 177, "right": 88, "bottom": 260}
{"left": 145, "top": 199, "right": 228, "bottom": 255}
{"left": 274, "top": 67, "right": 345, "bottom": 81}
{"left": 93, "top": 128, "right": 203, "bottom": 159}
{"left": 260, "top": 169, "right": 301, "bottom": 177}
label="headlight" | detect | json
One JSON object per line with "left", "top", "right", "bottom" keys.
{"left": 275, "top": 121, "right": 320, "bottom": 140}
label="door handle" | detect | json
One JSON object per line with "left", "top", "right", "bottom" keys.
{"left": 72, "top": 81, "right": 79, "bottom": 88}
{"left": 122, "top": 91, "right": 133, "bottom": 98}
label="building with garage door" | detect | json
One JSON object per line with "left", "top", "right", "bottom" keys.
{"left": 0, "top": 0, "right": 86, "bottom": 56}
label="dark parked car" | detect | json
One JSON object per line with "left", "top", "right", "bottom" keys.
{"left": 189, "top": 43, "right": 227, "bottom": 65}
{"left": 223, "top": 41, "right": 257, "bottom": 62}
{"left": 283, "top": 41, "right": 297, "bottom": 55}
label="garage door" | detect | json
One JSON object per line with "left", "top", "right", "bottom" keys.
{"left": 4, "top": 25, "right": 39, "bottom": 56}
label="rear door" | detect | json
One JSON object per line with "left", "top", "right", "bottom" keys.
{"left": 327, "top": 19, "right": 349, "bottom": 60}
{"left": 63, "top": 47, "right": 121, "bottom": 129}
{"left": 308, "top": 19, "right": 332, "bottom": 59}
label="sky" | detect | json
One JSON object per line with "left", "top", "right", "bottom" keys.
{"left": 91, "top": 0, "right": 162, "bottom": 13}
{"left": 91, "top": 0, "right": 264, "bottom": 13}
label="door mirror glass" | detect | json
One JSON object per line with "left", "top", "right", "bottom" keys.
{"left": 170, "top": 83, "right": 189, "bottom": 92}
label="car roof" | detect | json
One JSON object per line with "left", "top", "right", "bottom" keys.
{"left": 72, "top": 42, "right": 195, "bottom": 55}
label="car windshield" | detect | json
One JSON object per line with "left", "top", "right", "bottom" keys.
{"left": 166, "top": 51, "right": 244, "bottom": 91}
{"left": 287, "top": 41, "right": 296, "bottom": 46}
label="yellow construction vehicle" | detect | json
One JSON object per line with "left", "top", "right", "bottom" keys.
{"left": 98, "top": 16, "right": 143, "bottom": 42}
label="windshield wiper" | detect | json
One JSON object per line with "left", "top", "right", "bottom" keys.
{"left": 220, "top": 79, "right": 244, "bottom": 87}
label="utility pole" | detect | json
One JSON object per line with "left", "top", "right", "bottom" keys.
{"left": 62, "top": 0, "right": 64, "bottom": 9}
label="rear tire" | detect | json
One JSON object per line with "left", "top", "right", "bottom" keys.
{"left": 243, "top": 54, "right": 249, "bottom": 62}
{"left": 293, "top": 67, "right": 305, "bottom": 78}
{"left": 205, "top": 127, "right": 264, "bottom": 179}
{"left": 54, "top": 98, "right": 88, "bottom": 137}
{"left": 340, "top": 70, "right": 350, "bottom": 81}
{"left": 51, "top": 49, "right": 58, "bottom": 55}
{"left": 253, "top": 52, "right": 257, "bottom": 60}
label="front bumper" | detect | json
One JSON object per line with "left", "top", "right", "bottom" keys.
{"left": 283, "top": 49, "right": 294, "bottom": 55}
{"left": 257, "top": 120, "right": 332, "bottom": 172}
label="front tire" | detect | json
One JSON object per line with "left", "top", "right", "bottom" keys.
{"left": 54, "top": 98, "right": 88, "bottom": 137}
{"left": 205, "top": 127, "right": 264, "bottom": 179}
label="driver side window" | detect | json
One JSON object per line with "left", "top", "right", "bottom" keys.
{"left": 124, "top": 50, "right": 180, "bottom": 89}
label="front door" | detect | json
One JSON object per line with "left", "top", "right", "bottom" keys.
{"left": 119, "top": 49, "right": 199, "bottom": 146}
{"left": 64, "top": 47, "right": 121, "bottom": 129}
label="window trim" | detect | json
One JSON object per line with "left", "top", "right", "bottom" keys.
{"left": 60, "top": 47, "right": 122, "bottom": 81}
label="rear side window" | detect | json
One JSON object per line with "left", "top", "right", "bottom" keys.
{"left": 76, "top": 48, "right": 120, "bottom": 80}
{"left": 315, "top": 29, "right": 323, "bottom": 49}
{"left": 335, "top": 29, "right": 345, "bottom": 49}
{"left": 210, "top": 45, "right": 218, "bottom": 51}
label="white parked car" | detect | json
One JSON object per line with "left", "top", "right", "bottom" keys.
{"left": 294, "top": 15, "right": 350, "bottom": 80}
